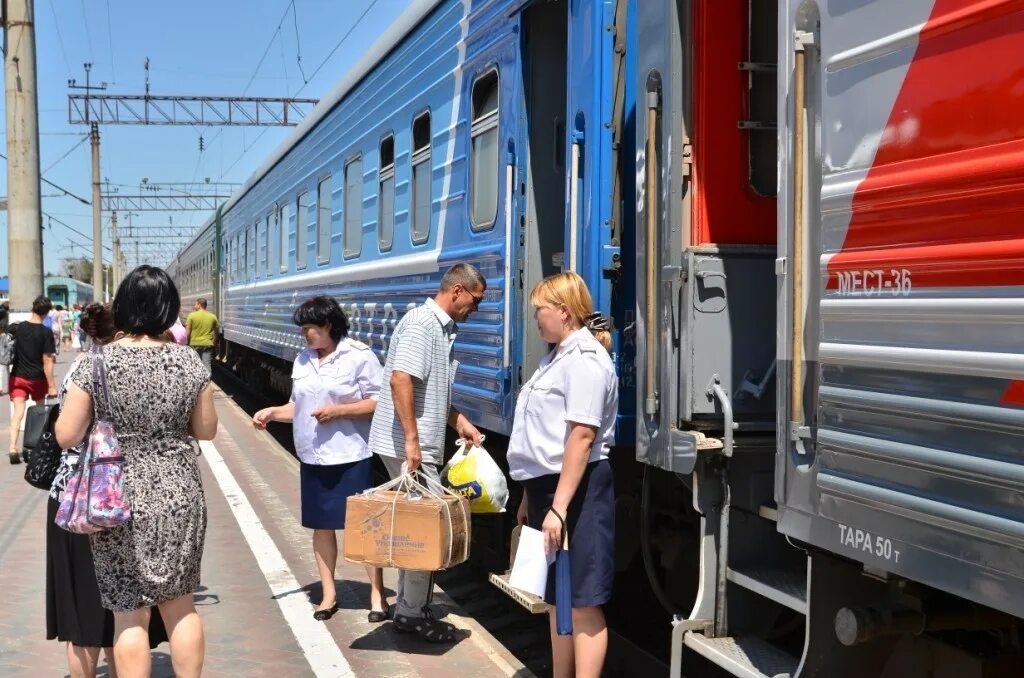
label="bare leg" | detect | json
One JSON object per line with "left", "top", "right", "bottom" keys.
{"left": 66, "top": 643, "right": 101, "bottom": 678}
{"left": 365, "top": 565, "right": 386, "bottom": 612}
{"left": 549, "top": 611, "right": 576, "bottom": 678}
{"left": 157, "top": 594, "right": 205, "bottom": 678}
{"left": 103, "top": 647, "right": 118, "bottom": 678}
{"left": 9, "top": 396, "right": 26, "bottom": 456}
{"left": 312, "top": 529, "right": 338, "bottom": 610}
{"left": 572, "top": 606, "right": 608, "bottom": 678}
{"left": 112, "top": 608, "right": 152, "bottom": 678}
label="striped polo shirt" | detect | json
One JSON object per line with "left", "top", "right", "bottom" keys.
{"left": 368, "top": 298, "right": 458, "bottom": 466}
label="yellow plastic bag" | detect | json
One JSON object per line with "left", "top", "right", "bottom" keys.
{"left": 441, "top": 436, "right": 509, "bottom": 514}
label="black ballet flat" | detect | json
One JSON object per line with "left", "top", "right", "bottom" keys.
{"left": 368, "top": 603, "right": 391, "bottom": 623}
{"left": 313, "top": 604, "right": 338, "bottom": 621}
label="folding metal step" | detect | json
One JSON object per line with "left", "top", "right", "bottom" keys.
{"left": 488, "top": 572, "right": 549, "bottom": 614}
{"left": 684, "top": 632, "right": 798, "bottom": 678}
{"left": 726, "top": 565, "right": 807, "bottom": 614}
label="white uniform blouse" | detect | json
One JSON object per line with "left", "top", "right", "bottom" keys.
{"left": 507, "top": 328, "right": 618, "bottom": 481}
{"left": 290, "top": 337, "right": 383, "bottom": 465}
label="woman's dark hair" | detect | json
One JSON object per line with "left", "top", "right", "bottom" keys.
{"left": 113, "top": 265, "right": 181, "bottom": 337}
{"left": 292, "top": 296, "right": 349, "bottom": 342}
{"left": 80, "top": 303, "right": 116, "bottom": 343}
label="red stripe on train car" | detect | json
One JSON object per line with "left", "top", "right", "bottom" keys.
{"left": 827, "top": 0, "right": 1024, "bottom": 288}
{"left": 1002, "top": 381, "right": 1024, "bottom": 407}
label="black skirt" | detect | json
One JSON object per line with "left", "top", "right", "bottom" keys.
{"left": 46, "top": 497, "right": 168, "bottom": 647}
{"left": 300, "top": 457, "right": 375, "bottom": 529}
{"left": 523, "top": 459, "right": 615, "bottom": 608}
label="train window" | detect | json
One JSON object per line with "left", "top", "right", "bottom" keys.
{"left": 247, "top": 225, "right": 256, "bottom": 278}
{"left": 272, "top": 213, "right": 280, "bottom": 276}
{"left": 255, "top": 219, "right": 264, "bottom": 277}
{"left": 378, "top": 135, "right": 395, "bottom": 252}
{"left": 315, "top": 179, "right": 330, "bottom": 266}
{"left": 411, "top": 111, "right": 431, "bottom": 245}
{"left": 234, "top": 235, "right": 241, "bottom": 280}
{"left": 344, "top": 156, "right": 363, "bottom": 259}
{"left": 470, "top": 70, "right": 500, "bottom": 231}
{"left": 276, "top": 201, "right": 288, "bottom": 274}
{"left": 263, "top": 215, "right": 271, "bottom": 275}
{"left": 296, "top": 191, "right": 307, "bottom": 268}
{"left": 254, "top": 227, "right": 260, "bottom": 278}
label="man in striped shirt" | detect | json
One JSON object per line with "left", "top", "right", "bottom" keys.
{"left": 368, "top": 262, "right": 485, "bottom": 643}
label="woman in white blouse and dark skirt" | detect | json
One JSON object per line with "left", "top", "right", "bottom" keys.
{"left": 252, "top": 297, "right": 388, "bottom": 622}
{"left": 507, "top": 272, "right": 618, "bottom": 678}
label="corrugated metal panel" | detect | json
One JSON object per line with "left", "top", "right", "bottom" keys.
{"left": 778, "top": 0, "right": 1024, "bottom": 616}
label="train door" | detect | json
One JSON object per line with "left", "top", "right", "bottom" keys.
{"left": 516, "top": 0, "right": 568, "bottom": 381}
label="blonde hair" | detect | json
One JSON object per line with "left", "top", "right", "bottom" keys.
{"left": 529, "top": 271, "right": 612, "bottom": 352}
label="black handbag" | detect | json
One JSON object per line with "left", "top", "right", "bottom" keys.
{"left": 22, "top": 399, "right": 56, "bottom": 451}
{"left": 23, "top": 402, "right": 62, "bottom": 490}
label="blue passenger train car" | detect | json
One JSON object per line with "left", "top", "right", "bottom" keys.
{"left": 44, "top": 276, "right": 95, "bottom": 309}
{"left": 177, "top": 0, "right": 634, "bottom": 438}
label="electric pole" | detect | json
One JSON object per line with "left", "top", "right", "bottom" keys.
{"left": 69, "top": 63, "right": 107, "bottom": 298}
{"left": 90, "top": 122, "right": 102, "bottom": 296}
{"left": 111, "top": 210, "right": 120, "bottom": 289}
{"left": 4, "top": 0, "right": 43, "bottom": 310}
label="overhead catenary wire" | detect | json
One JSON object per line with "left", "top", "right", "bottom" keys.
{"left": 0, "top": 149, "right": 91, "bottom": 204}
{"left": 47, "top": 0, "right": 74, "bottom": 77}
{"left": 295, "top": 0, "right": 378, "bottom": 95}
{"left": 279, "top": 20, "right": 291, "bottom": 93}
{"left": 44, "top": 211, "right": 113, "bottom": 253}
{"left": 291, "top": 0, "right": 309, "bottom": 84}
{"left": 195, "top": 0, "right": 295, "bottom": 180}
{"left": 105, "top": 0, "right": 117, "bottom": 82}
{"left": 42, "top": 135, "right": 90, "bottom": 174}
{"left": 79, "top": 0, "right": 95, "bottom": 62}
{"left": 217, "top": 0, "right": 379, "bottom": 182}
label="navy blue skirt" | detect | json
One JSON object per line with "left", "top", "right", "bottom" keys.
{"left": 523, "top": 459, "right": 615, "bottom": 608}
{"left": 300, "top": 457, "right": 374, "bottom": 530}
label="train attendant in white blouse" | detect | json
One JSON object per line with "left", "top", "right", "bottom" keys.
{"left": 507, "top": 272, "right": 618, "bottom": 678}
{"left": 252, "top": 297, "right": 389, "bottom": 623}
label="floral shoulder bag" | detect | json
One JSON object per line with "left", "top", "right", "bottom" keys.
{"left": 54, "top": 346, "right": 132, "bottom": 533}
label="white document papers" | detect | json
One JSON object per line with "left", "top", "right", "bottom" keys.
{"left": 508, "top": 526, "right": 555, "bottom": 598}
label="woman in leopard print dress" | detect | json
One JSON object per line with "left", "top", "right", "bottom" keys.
{"left": 57, "top": 266, "right": 218, "bottom": 678}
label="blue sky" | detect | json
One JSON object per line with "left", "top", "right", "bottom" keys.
{"left": 1, "top": 0, "right": 412, "bottom": 278}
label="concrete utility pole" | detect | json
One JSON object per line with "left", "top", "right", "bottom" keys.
{"left": 69, "top": 63, "right": 106, "bottom": 298}
{"left": 111, "top": 210, "right": 120, "bottom": 289}
{"left": 4, "top": 0, "right": 43, "bottom": 310}
{"left": 90, "top": 122, "right": 102, "bottom": 297}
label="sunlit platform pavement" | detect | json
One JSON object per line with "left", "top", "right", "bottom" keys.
{"left": 0, "top": 352, "right": 530, "bottom": 677}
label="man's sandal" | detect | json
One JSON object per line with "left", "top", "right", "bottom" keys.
{"left": 393, "top": 610, "right": 458, "bottom": 643}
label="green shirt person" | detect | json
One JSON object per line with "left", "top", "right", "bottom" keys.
{"left": 186, "top": 299, "right": 219, "bottom": 373}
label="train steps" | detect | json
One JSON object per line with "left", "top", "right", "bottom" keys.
{"left": 679, "top": 495, "right": 806, "bottom": 678}
{"left": 683, "top": 633, "right": 798, "bottom": 678}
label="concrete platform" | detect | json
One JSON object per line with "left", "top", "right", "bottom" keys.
{"left": 0, "top": 351, "right": 532, "bottom": 677}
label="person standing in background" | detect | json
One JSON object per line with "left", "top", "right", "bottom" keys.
{"left": 8, "top": 295, "right": 58, "bottom": 463}
{"left": 0, "top": 301, "right": 10, "bottom": 396}
{"left": 168, "top": 317, "right": 189, "bottom": 346}
{"left": 185, "top": 298, "right": 218, "bottom": 374}
{"left": 50, "top": 306, "right": 65, "bottom": 357}
{"left": 61, "top": 305, "right": 74, "bottom": 351}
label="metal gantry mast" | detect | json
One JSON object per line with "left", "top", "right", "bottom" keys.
{"left": 64, "top": 59, "right": 318, "bottom": 282}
